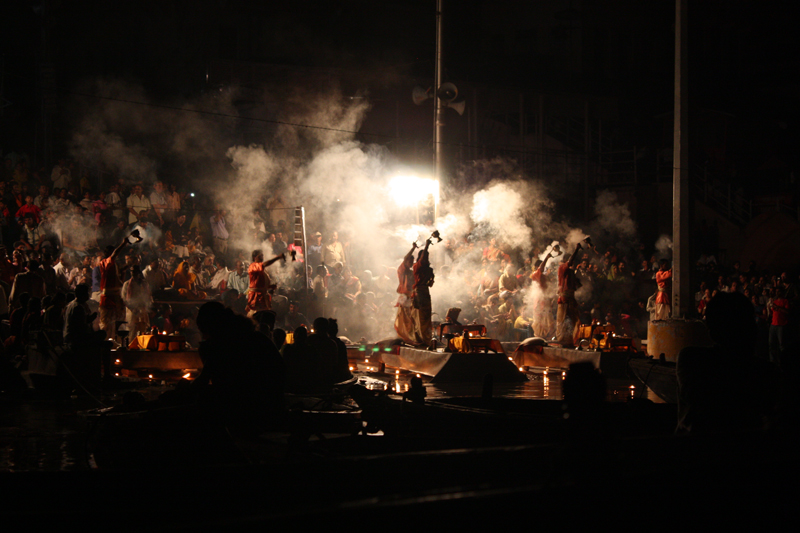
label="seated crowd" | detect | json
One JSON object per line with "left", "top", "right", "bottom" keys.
{"left": 0, "top": 157, "right": 797, "bottom": 397}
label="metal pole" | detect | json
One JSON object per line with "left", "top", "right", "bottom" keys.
{"left": 519, "top": 92, "right": 525, "bottom": 171}
{"left": 538, "top": 94, "right": 544, "bottom": 178}
{"left": 672, "top": 0, "right": 689, "bottom": 318}
{"left": 434, "top": 0, "right": 444, "bottom": 221}
{"left": 584, "top": 99, "right": 590, "bottom": 222}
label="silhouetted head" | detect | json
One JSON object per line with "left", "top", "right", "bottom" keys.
{"left": 196, "top": 301, "right": 230, "bottom": 340}
{"left": 328, "top": 318, "right": 339, "bottom": 337}
{"left": 272, "top": 328, "right": 286, "bottom": 349}
{"left": 312, "top": 317, "right": 328, "bottom": 335}
{"left": 74, "top": 284, "right": 90, "bottom": 303}
{"left": 705, "top": 291, "right": 757, "bottom": 356}
{"left": 293, "top": 326, "right": 308, "bottom": 345}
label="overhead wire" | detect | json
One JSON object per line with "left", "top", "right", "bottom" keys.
{"left": 67, "top": 90, "right": 590, "bottom": 160}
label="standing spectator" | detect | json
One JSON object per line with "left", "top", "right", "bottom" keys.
{"left": 52, "top": 160, "right": 71, "bottom": 190}
{"left": 307, "top": 231, "right": 323, "bottom": 270}
{"left": 9, "top": 260, "right": 46, "bottom": 308}
{"left": 166, "top": 183, "right": 181, "bottom": 223}
{"left": 53, "top": 253, "right": 74, "bottom": 293}
{"left": 209, "top": 208, "right": 229, "bottom": 255}
{"left": 0, "top": 198, "right": 11, "bottom": 246}
{"left": 769, "top": 288, "right": 790, "bottom": 367}
{"left": 105, "top": 183, "right": 125, "bottom": 222}
{"left": 323, "top": 231, "right": 345, "bottom": 266}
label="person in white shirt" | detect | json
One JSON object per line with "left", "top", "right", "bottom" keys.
{"left": 34, "top": 185, "right": 57, "bottom": 209}
{"left": 167, "top": 184, "right": 181, "bottom": 221}
{"left": 149, "top": 181, "right": 168, "bottom": 226}
{"left": 126, "top": 184, "right": 151, "bottom": 225}
{"left": 51, "top": 159, "right": 71, "bottom": 190}
{"left": 53, "top": 252, "right": 74, "bottom": 292}
{"left": 142, "top": 257, "right": 170, "bottom": 292}
{"left": 227, "top": 260, "right": 249, "bottom": 294}
{"left": 209, "top": 258, "right": 230, "bottom": 293}
{"left": 105, "top": 183, "right": 125, "bottom": 222}
{"left": 209, "top": 208, "right": 229, "bottom": 254}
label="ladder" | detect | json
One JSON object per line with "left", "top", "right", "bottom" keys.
{"left": 293, "top": 206, "right": 308, "bottom": 290}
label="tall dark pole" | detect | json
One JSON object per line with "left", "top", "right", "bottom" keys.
{"left": 672, "top": 0, "right": 689, "bottom": 317}
{"left": 433, "top": 0, "right": 444, "bottom": 220}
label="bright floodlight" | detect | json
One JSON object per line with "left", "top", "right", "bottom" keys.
{"left": 388, "top": 175, "right": 439, "bottom": 207}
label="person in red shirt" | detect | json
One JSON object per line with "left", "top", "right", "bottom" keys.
{"left": 555, "top": 243, "right": 582, "bottom": 346}
{"left": 769, "top": 288, "right": 790, "bottom": 366}
{"left": 98, "top": 237, "right": 130, "bottom": 340}
{"left": 413, "top": 240, "right": 435, "bottom": 346}
{"left": 654, "top": 260, "right": 673, "bottom": 320}
{"left": 530, "top": 251, "right": 553, "bottom": 338}
{"left": 393, "top": 242, "right": 417, "bottom": 345}
{"left": 15, "top": 196, "right": 41, "bottom": 224}
{"left": 245, "top": 249, "right": 284, "bottom": 316}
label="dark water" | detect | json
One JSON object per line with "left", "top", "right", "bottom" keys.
{"left": 359, "top": 366, "right": 662, "bottom": 403}
{"left": 1, "top": 369, "right": 661, "bottom": 473}
{"left": 0, "top": 395, "right": 92, "bottom": 472}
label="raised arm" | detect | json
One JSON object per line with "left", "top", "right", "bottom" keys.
{"left": 109, "top": 237, "right": 129, "bottom": 262}
{"left": 263, "top": 253, "right": 286, "bottom": 268}
{"left": 567, "top": 243, "right": 582, "bottom": 268}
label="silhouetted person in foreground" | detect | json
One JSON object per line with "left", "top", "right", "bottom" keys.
{"left": 283, "top": 326, "right": 310, "bottom": 393}
{"left": 563, "top": 361, "right": 607, "bottom": 428}
{"left": 327, "top": 318, "right": 353, "bottom": 383}
{"left": 63, "top": 283, "right": 112, "bottom": 383}
{"left": 307, "top": 317, "right": 339, "bottom": 389}
{"left": 677, "top": 291, "right": 777, "bottom": 434}
{"left": 191, "top": 301, "right": 285, "bottom": 433}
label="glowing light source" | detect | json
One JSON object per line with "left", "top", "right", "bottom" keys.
{"left": 388, "top": 175, "right": 439, "bottom": 207}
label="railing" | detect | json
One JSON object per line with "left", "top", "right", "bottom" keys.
{"left": 596, "top": 148, "right": 637, "bottom": 186}
{"left": 690, "top": 164, "right": 753, "bottom": 226}
{"left": 547, "top": 116, "right": 613, "bottom": 155}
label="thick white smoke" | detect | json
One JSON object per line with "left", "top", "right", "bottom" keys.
{"left": 65, "top": 77, "right": 652, "bottom": 342}
{"left": 471, "top": 182, "right": 533, "bottom": 252}
{"left": 655, "top": 234, "right": 673, "bottom": 260}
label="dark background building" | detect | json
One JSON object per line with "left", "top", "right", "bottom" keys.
{"left": 2, "top": 0, "right": 799, "bottom": 263}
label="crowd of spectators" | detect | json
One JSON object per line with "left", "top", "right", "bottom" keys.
{"left": 0, "top": 154, "right": 796, "bottom": 383}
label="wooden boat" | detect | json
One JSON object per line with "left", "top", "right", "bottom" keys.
{"left": 510, "top": 323, "right": 640, "bottom": 380}
{"left": 80, "top": 377, "right": 363, "bottom": 469}
{"left": 349, "top": 385, "right": 676, "bottom": 446}
{"left": 349, "top": 326, "right": 527, "bottom": 383}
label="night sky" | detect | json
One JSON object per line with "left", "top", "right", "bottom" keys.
{"left": 2, "top": 0, "right": 799, "bottom": 192}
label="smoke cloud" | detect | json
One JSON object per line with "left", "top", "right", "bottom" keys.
{"left": 64, "top": 76, "right": 651, "bottom": 341}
